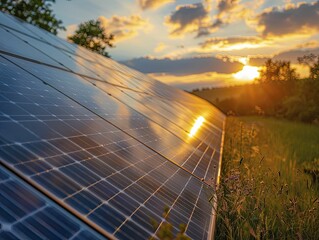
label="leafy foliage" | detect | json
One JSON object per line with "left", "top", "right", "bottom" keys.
{"left": 0, "top": 0, "right": 65, "bottom": 35}
{"left": 298, "top": 54, "right": 319, "bottom": 80}
{"left": 68, "top": 19, "right": 114, "bottom": 58}
{"left": 283, "top": 54, "right": 319, "bottom": 122}
{"left": 258, "top": 59, "right": 298, "bottom": 82}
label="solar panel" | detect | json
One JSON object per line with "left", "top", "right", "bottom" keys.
{"left": 0, "top": 11, "right": 225, "bottom": 240}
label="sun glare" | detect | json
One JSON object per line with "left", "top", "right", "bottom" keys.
{"left": 189, "top": 116, "right": 205, "bottom": 137}
{"left": 234, "top": 65, "right": 260, "bottom": 81}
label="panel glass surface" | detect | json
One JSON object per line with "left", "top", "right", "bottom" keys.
{"left": 0, "top": 166, "right": 103, "bottom": 240}
{"left": 0, "top": 26, "right": 61, "bottom": 67}
{"left": 0, "top": 11, "right": 96, "bottom": 61}
{"left": 0, "top": 56, "right": 215, "bottom": 239}
{"left": 0, "top": 11, "right": 35, "bottom": 36}
{"left": 0, "top": 25, "right": 103, "bottom": 79}
{"left": 0, "top": 12, "right": 226, "bottom": 239}
{"left": 5, "top": 55, "right": 222, "bottom": 181}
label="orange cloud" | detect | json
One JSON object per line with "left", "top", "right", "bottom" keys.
{"left": 200, "top": 36, "right": 270, "bottom": 51}
{"left": 98, "top": 15, "right": 150, "bottom": 42}
{"left": 154, "top": 42, "right": 168, "bottom": 53}
{"left": 139, "top": 0, "right": 174, "bottom": 10}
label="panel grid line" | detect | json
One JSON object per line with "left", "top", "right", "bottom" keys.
{"left": 0, "top": 14, "right": 226, "bottom": 239}
{"left": 1, "top": 54, "right": 209, "bottom": 185}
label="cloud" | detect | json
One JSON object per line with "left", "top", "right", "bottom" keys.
{"left": 255, "top": 1, "right": 319, "bottom": 37}
{"left": 200, "top": 36, "right": 268, "bottom": 50}
{"left": 273, "top": 48, "right": 319, "bottom": 63}
{"left": 98, "top": 15, "right": 150, "bottom": 42}
{"left": 121, "top": 56, "right": 242, "bottom": 75}
{"left": 139, "top": 0, "right": 174, "bottom": 10}
{"left": 296, "top": 41, "right": 319, "bottom": 49}
{"left": 154, "top": 42, "right": 168, "bottom": 53}
{"left": 248, "top": 57, "right": 269, "bottom": 66}
{"left": 165, "top": 3, "right": 211, "bottom": 37}
{"left": 217, "top": 0, "right": 238, "bottom": 14}
{"left": 248, "top": 41, "right": 319, "bottom": 66}
{"left": 197, "top": 0, "right": 253, "bottom": 37}
{"left": 164, "top": 0, "right": 256, "bottom": 38}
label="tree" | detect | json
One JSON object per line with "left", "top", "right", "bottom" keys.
{"left": 258, "top": 59, "right": 298, "bottom": 82}
{"left": 297, "top": 54, "right": 319, "bottom": 80}
{"left": 0, "top": 0, "right": 65, "bottom": 35}
{"left": 282, "top": 54, "right": 319, "bottom": 122}
{"left": 68, "top": 20, "right": 114, "bottom": 58}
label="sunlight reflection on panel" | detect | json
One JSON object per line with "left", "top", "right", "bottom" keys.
{"left": 189, "top": 116, "right": 205, "bottom": 137}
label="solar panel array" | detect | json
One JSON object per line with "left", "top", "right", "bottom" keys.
{"left": 0, "top": 11, "right": 226, "bottom": 240}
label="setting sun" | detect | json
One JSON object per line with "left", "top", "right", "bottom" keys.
{"left": 233, "top": 65, "right": 260, "bottom": 82}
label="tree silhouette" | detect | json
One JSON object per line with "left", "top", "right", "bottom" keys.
{"left": 68, "top": 19, "right": 114, "bottom": 58}
{"left": 258, "top": 59, "right": 298, "bottom": 82}
{"left": 298, "top": 54, "right": 319, "bottom": 80}
{"left": 0, "top": 0, "right": 65, "bottom": 35}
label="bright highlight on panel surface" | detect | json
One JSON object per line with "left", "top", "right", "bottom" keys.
{"left": 0, "top": 11, "right": 225, "bottom": 240}
{"left": 189, "top": 116, "right": 205, "bottom": 137}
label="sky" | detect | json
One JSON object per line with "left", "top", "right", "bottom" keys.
{"left": 52, "top": 0, "right": 319, "bottom": 90}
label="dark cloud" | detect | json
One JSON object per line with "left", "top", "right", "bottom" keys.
{"left": 197, "top": 0, "right": 239, "bottom": 37}
{"left": 273, "top": 48, "right": 319, "bottom": 63}
{"left": 165, "top": 3, "right": 210, "bottom": 37}
{"left": 217, "top": 0, "right": 238, "bottom": 14}
{"left": 139, "top": 0, "right": 174, "bottom": 10}
{"left": 121, "top": 56, "right": 242, "bottom": 75}
{"left": 165, "top": 0, "right": 242, "bottom": 38}
{"left": 196, "top": 19, "right": 223, "bottom": 37}
{"left": 249, "top": 45, "right": 319, "bottom": 66}
{"left": 256, "top": 1, "right": 319, "bottom": 37}
{"left": 248, "top": 57, "right": 269, "bottom": 66}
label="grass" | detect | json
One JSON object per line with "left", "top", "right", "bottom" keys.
{"left": 215, "top": 117, "right": 319, "bottom": 239}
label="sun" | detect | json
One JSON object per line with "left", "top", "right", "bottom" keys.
{"left": 233, "top": 65, "right": 260, "bottom": 82}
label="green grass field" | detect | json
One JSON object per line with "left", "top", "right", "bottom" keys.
{"left": 215, "top": 117, "right": 319, "bottom": 239}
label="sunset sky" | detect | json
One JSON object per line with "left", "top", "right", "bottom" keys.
{"left": 52, "top": 0, "right": 319, "bottom": 90}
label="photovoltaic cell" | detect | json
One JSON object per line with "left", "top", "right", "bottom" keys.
{"left": 0, "top": 10, "right": 225, "bottom": 240}
{"left": 0, "top": 166, "right": 103, "bottom": 240}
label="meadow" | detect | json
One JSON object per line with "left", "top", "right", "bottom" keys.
{"left": 215, "top": 117, "right": 319, "bottom": 239}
